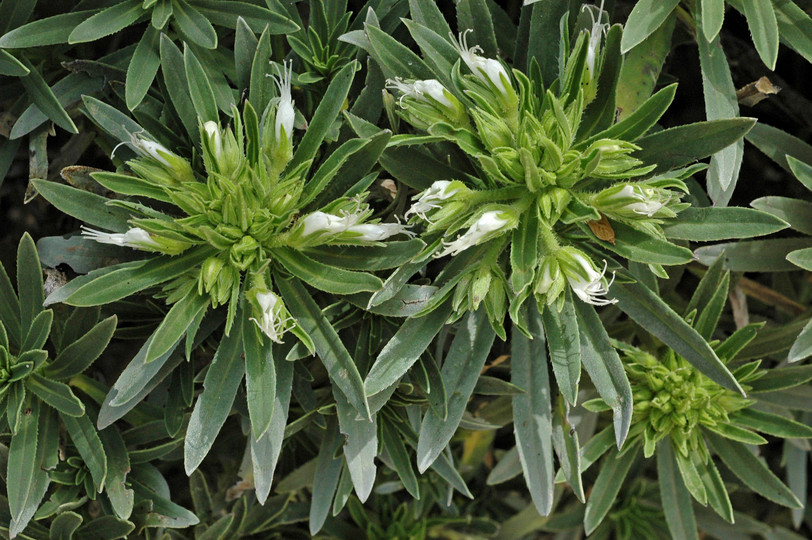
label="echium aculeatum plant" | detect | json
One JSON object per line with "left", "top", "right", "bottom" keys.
{"left": 580, "top": 257, "right": 812, "bottom": 536}
{"left": 386, "top": 21, "right": 689, "bottom": 337}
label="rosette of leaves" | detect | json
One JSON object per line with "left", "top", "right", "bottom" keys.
{"left": 0, "top": 234, "right": 124, "bottom": 537}
{"left": 30, "top": 54, "right": 420, "bottom": 488}
{"left": 346, "top": 0, "right": 786, "bottom": 517}
{"left": 579, "top": 256, "right": 812, "bottom": 537}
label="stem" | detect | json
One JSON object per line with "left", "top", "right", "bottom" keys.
{"left": 538, "top": 223, "right": 560, "bottom": 255}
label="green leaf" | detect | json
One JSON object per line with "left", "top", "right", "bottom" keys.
{"left": 409, "top": 0, "right": 453, "bottom": 38}
{"left": 68, "top": 0, "right": 143, "bottom": 44}
{"left": 233, "top": 17, "right": 258, "bottom": 91}
{"left": 364, "top": 23, "right": 434, "bottom": 80}
{"left": 788, "top": 318, "right": 812, "bottom": 363}
{"left": 611, "top": 279, "right": 742, "bottom": 394}
{"left": 705, "top": 432, "right": 801, "bottom": 508}
{"left": 248, "top": 26, "right": 273, "bottom": 114}
{"left": 45, "top": 248, "right": 212, "bottom": 307}
{"left": 17, "top": 232, "right": 43, "bottom": 334}
{"left": 551, "top": 398, "right": 585, "bottom": 502}
{"left": 620, "top": 0, "right": 681, "bottom": 53}
{"left": 15, "top": 58, "right": 78, "bottom": 135}
{"left": 21, "top": 309, "right": 52, "bottom": 352}
{"left": 61, "top": 412, "right": 107, "bottom": 493}
{"left": 750, "top": 196, "right": 812, "bottom": 235}
{"left": 126, "top": 25, "right": 161, "bottom": 110}
{"left": 184, "top": 317, "right": 245, "bottom": 474}
{"left": 787, "top": 247, "right": 812, "bottom": 272}
{"left": 380, "top": 417, "right": 420, "bottom": 498}
{"left": 305, "top": 239, "right": 424, "bottom": 271}
{"left": 250, "top": 355, "right": 292, "bottom": 504}
{"left": 695, "top": 238, "right": 812, "bottom": 272}
{"left": 31, "top": 179, "right": 132, "bottom": 232}
{"left": 510, "top": 207, "right": 539, "bottom": 295}
{"left": 81, "top": 95, "right": 147, "bottom": 146}
{"left": 634, "top": 118, "right": 756, "bottom": 173}
{"left": 172, "top": 0, "right": 217, "bottom": 48}
{"left": 658, "top": 439, "right": 699, "bottom": 540}
{"left": 0, "top": 11, "right": 97, "bottom": 48}
{"left": 663, "top": 207, "right": 788, "bottom": 241}
{"left": 731, "top": 408, "right": 812, "bottom": 439}
{"left": 511, "top": 302, "right": 554, "bottom": 516}
{"left": 8, "top": 398, "right": 53, "bottom": 538}
{"left": 701, "top": 0, "right": 725, "bottom": 42}
{"left": 0, "top": 50, "right": 28, "bottom": 76}
{"left": 750, "top": 363, "right": 812, "bottom": 393}
{"left": 741, "top": 0, "right": 779, "bottom": 69}
{"left": 541, "top": 295, "right": 580, "bottom": 405}
{"left": 194, "top": 1, "right": 298, "bottom": 34}
{"left": 104, "top": 331, "right": 180, "bottom": 409}
{"left": 27, "top": 374, "right": 84, "bottom": 417}
{"left": 289, "top": 61, "right": 355, "bottom": 171}
{"left": 44, "top": 315, "right": 116, "bottom": 380}
{"left": 583, "top": 445, "right": 639, "bottom": 534}
{"left": 276, "top": 277, "right": 370, "bottom": 420}
{"left": 183, "top": 44, "right": 218, "bottom": 123}
{"left": 365, "top": 300, "right": 453, "bottom": 397}
{"left": 159, "top": 34, "right": 198, "bottom": 142}
{"left": 98, "top": 427, "right": 134, "bottom": 519}
{"left": 91, "top": 171, "right": 173, "bottom": 203}
{"left": 703, "top": 422, "right": 767, "bottom": 445}
{"left": 416, "top": 309, "right": 495, "bottom": 473}
{"left": 695, "top": 273, "right": 729, "bottom": 340}
{"left": 75, "top": 516, "right": 135, "bottom": 540}
{"left": 591, "top": 220, "right": 693, "bottom": 265}
{"left": 129, "top": 466, "right": 199, "bottom": 528}
{"left": 272, "top": 247, "right": 382, "bottom": 294}
{"left": 746, "top": 122, "right": 812, "bottom": 173}
{"left": 456, "top": 0, "right": 498, "bottom": 58}
{"left": 309, "top": 417, "right": 343, "bottom": 535}
{"left": 333, "top": 387, "right": 377, "bottom": 503}
{"left": 574, "top": 300, "right": 633, "bottom": 448}
{"left": 0, "top": 254, "right": 22, "bottom": 349}
{"left": 49, "top": 512, "right": 83, "bottom": 540}
{"left": 242, "top": 310, "right": 275, "bottom": 440}
{"left": 578, "top": 24, "right": 623, "bottom": 137}
{"left": 145, "top": 292, "right": 208, "bottom": 364}
{"left": 695, "top": 457, "right": 733, "bottom": 523}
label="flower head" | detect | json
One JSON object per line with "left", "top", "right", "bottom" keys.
{"left": 250, "top": 290, "right": 294, "bottom": 343}
{"left": 556, "top": 247, "right": 616, "bottom": 306}
{"left": 82, "top": 226, "right": 161, "bottom": 250}
{"left": 436, "top": 208, "right": 516, "bottom": 258}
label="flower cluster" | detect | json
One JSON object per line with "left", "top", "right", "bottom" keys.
{"left": 386, "top": 28, "right": 689, "bottom": 331}
{"left": 83, "top": 67, "right": 411, "bottom": 342}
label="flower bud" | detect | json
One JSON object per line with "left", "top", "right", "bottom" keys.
{"left": 130, "top": 135, "right": 195, "bottom": 184}
{"left": 82, "top": 226, "right": 161, "bottom": 251}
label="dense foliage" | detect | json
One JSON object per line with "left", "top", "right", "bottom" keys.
{"left": 1, "top": 0, "right": 812, "bottom": 538}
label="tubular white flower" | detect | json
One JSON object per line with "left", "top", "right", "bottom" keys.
{"left": 82, "top": 226, "right": 161, "bottom": 250}
{"left": 203, "top": 121, "right": 222, "bottom": 161}
{"left": 436, "top": 210, "right": 510, "bottom": 258}
{"left": 272, "top": 60, "right": 295, "bottom": 144}
{"left": 452, "top": 29, "right": 511, "bottom": 94}
{"left": 582, "top": 0, "right": 609, "bottom": 79}
{"left": 386, "top": 78, "right": 454, "bottom": 108}
{"left": 250, "top": 290, "right": 293, "bottom": 343}
{"left": 299, "top": 208, "right": 363, "bottom": 238}
{"left": 346, "top": 222, "right": 414, "bottom": 241}
{"left": 136, "top": 138, "right": 172, "bottom": 167}
{"left": 559, "top": 249, "right": 617, "bottom": 306}
{"left": 600, "top": 184, "right": 670, "bottom": 218}
{"left": 405, "top": 180, "right": 460, "bottom": 221}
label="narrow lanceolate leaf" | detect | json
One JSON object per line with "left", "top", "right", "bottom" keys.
{"left": 27, "top": 374, "right": 85, "bottom": 417}
{"left": 16, "top": 58, "right": 78, "bottom": 135}
{"left": 551, "top": 398, "right": 584, "bottom": 502}
{"left": 365, "top": 300, "right": 453, "bottom": 397}
{"left": 49, "top": 512, "right": 83, "bottom": 540}
{"left": 273, "top": 247, "right": 382, "bottom": 294}
{"left": 17, "top": 232, "right": 44, "bottom": 334}
{"left": 334, "top": 387, "right": 377, "bottom": 503}
{"left": 60, "top": 412, "right": 107, "bottom": 493}
{"left": 145, "top": 292, "right": 209, "bottom": 364}
{"left": 512, "top": 303, "right": 554, "bottom": 516}
{"left": 242, "top": 311, "right": 275, "bottom": 440}
{"left": 662, "top": 207, "right": 788, "bottom": 241}
{"left": 701, "top": 0, "right": 725, "bottom": 42}
{"left": 309, "top": 418, "right": 343, "bottom": 535}
{"left": 658, "top": 440, "right": 699, "bottom": 540}
{"left": 788, "top": 318, "right": 812, "bottom": 363}
{"left": 611, "top": 279, "right": 742, "bottom": 394}
{"left": 583, "top": 445, "right": 640, "bottom": 534}
{"left": 541, "top": 294, "right": 580, "bottom": 405}
{"left": 251, "top": 356, "right": 292, "bottom": 505}
{"left": 380, "top": 418, "right": 420, "bottom": 498}
{"left": 172, "top": 0, "right": 217, "bottom": 49}
{"left": 31, "top": 179, "right": 132, "bottom": 233}
{"left": 126, "top": 25, "right": 161, "bottom": 110}
{"left": 620, "top": 0, "right": 681, "bottom": 53}
{"left": 184, "top": 319, "right": 245, "bottom": 474}
{"left": 43, "top": 315, "right": 117, "bottom": 380}
{"left": 0, "top": 11, "right": 97, "bottom": 48}
{"left": 276, "top": 277, "right": 370, "bottom": 419}
{"left": 68, "top": 0, "right": 143, "bottom": 44}
{"left": 8, "top": 398, "right": 44, "bottom": 538}
{"left": 416, "top": 309, "right": 495, "bottom": 473}
{"left": 183, "top": 45, "right": 218, "bottom": 123}
{"left": 705, "top": 432, "right": 801, "bottom": 508}
{"left": 98, "top": 427, "right": 134, "bottom": 519}
{"left": 574, "top": 301, "right": 633, "bottom": 448}
{"left": 730, "top": 408, "right": 812, "bottom": 439}
{"left": 741, "top": 0, "right": 779, "bottom": 69}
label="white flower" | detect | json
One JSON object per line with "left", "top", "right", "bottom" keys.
{"left": 386, "top": 78, "right": 454, "bottom": 108}
{"left": 436, "top": 210, "right": 510, "bottom": 258}
{"left": 299, "top": 209, "right": 363, "bottom": 238}
{"left": 405, "top": 180, "right": 460, "bottom": 221}
{"left": 250, "top": 290, "right": 293, "bottom": 343}
{"left": 582, "top": 0, "right": 609, "bottom": 79}
{"left": 203, "top": 121, "right": 222, "bottom": 161}
{"left": 272, "top": 60, "right": 295, "bottom": 145}
{"left": 559, "top": 249, "right": 616, "bottom": 306}
{"left": 82, "top": 226, "right": 161, "bottom": 250}
{"left": 346, "top": 222, "right": 414, "bottom": 241}
{"left": 452, "top": 30, "right": 511, "bottom": 94}
{"left": 601, "top": 184, "right": 669, "bottom": 218}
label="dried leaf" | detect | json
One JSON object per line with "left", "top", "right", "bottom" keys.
{"left": 736, "top": 76, "right": 781, "bottom": 107}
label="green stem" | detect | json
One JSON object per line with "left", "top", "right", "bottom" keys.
{"left": 538, "top": 223, "right": 560, "bottom": 255}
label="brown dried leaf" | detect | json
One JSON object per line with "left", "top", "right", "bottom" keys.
{"left": 736, "top": 76, "right": 781, "bottom": 107}
{"left": 588, "top": 213, "right": 616, "bottom": 245}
